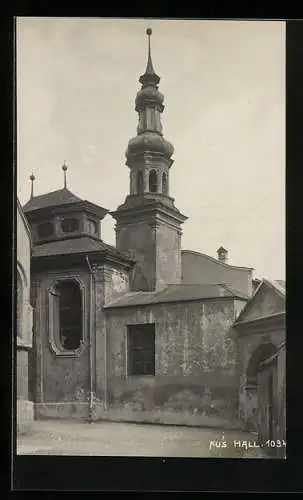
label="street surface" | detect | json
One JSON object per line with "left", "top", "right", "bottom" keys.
{"left": 17, "top": 420, "right": 270, "bottom": 458}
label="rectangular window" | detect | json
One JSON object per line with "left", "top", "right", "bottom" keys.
{"left": 127, "top": 323, "right": 155, "bottom": 376}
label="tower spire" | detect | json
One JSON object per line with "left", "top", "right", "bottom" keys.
{"left": 145, "top": 27, "right": 155, "bottom": 75}
{"left": 111, "top": 28, "right": 188, "bottom": 293}
{"left": 139, "top": 27, "right": 160, "bottom": 86}
{"left": 29, "top": 173, "right": 35, "bottom": 199}
{"left": 62, "top": 161, "right": 68, "bottom": 189}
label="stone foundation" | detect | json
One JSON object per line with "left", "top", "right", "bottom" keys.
{"left": 17, "top": 400, "right": 34, "bottom": 435}
{"left": 93, "top": 406, "right": 242, "bottom": 430}
{"left": 34, "top": 401, "right": 242, "bottom": 430}
{"left": 35, "top": 402, "right": 90, "bottom": 421}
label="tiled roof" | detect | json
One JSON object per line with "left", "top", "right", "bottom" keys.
{"left": 32, "top": 236, "right": 132, "bottom": 262}
{"left": 23, "top": 188, "right": 82, "bottom": 212}
{"left": 105, "top": 283, "right": 248, "bottom": 309}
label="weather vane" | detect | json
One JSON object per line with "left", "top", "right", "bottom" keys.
{"left": 62, "top": 161, "right": 68, "bottom": 189}
{"left": 30, "top": 173, "right": 35, "bottom": 199}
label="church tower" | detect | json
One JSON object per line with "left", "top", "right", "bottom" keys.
{"left": 111, "top": 29, "right": 187, "bottom": 292}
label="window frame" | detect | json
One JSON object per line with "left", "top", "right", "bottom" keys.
{"left": 149, "top": 170, "right": 158, "bottom": 193}
{"left": 48, "top": 276, "right": 86, "bottom": 358}
{"left": 61, "top": 217, "right": 80, "bottom": 234}
{"left": 127, "top": 323, "right": 156, "bottom": 377}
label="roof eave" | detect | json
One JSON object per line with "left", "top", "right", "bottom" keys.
{"left": 32, "top": 248, "right": 135, "bottom": 270}
{"left": 105, "top": 293, "right": 247, "bottom": 310}
{"left": 24, "top": 200, "right": 109, "bottom": 220}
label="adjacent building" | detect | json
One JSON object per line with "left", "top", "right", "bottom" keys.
{"left": 16, "top": 198, "right": 34, "bottom": 434}
{"left": 233, "top": 279, "right": 286, "bottom": 456}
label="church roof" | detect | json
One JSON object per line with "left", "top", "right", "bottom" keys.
{"left": 105, "top": 283, "right": 248, "bottom": 309}
{"left": 23, "top": 188, "right": 82, "bottom": 213}
{"left": 31, "top": 235, "right": 133, "bottom": 263}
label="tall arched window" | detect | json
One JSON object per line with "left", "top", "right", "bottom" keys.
{"left": 136, "top": 171, "right": 144, "bottom": 194}
{"left": 162, "top": 172, "right": 168, "bottom": 195}
{"left": 17, "top": 271, "right": 23, "bottom": 338}
{"left": 149, "top": 170, "right": 158, "bottom": 193}
{"left": 54, "top": 280, "right": 82, "bottom": 350}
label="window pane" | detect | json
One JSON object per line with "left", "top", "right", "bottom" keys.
{"left": 58, "top": 280, "right": 82, "bottom": 350}
{"left": 128, "top": 324, "right": 155, "bottom": 376}
{"left": 149, "top": 170, "right": 158, "bottom": 193}
{"left": 61, "top": 218, "right": 79, "bottom": 233}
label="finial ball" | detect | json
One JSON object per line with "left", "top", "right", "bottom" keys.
{"left": 30, "top": 174, "right": 35, "bottom": 181}
{"left": 146, "top": 28, "right": 152, "bottom": 36}
{"left": 62, "top": 163, "right": 67, "bottom": 172}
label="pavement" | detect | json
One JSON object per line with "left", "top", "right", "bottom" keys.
{"left": 17, "top": 420, "right": 270, "bottom": 458}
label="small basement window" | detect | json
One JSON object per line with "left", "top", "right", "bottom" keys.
{"left": 127, "top": 324, "right": 155, "bottom": 376}
{"left": 37, "top": 221, "right": 54, "bottom": 238}
{"left": 61, "top": 218, "right": 79, "bottom": 233}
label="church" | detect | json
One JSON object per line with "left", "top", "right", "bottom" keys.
{"left": 16, "top": 28, "right": 286, "bottom": 453}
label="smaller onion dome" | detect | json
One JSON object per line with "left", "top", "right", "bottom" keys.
{"left": 135, "top": 85, "right": 164, "bottom": 112}
{"left": 126, "top": 131, "right": 174, "bottom": 159}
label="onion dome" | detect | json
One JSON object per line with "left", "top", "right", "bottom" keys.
{"left": 127, "top": 132, "right": 174, "bottom": 158}
{"left": 125, "top": 28, "right": 174, "bottom": 162}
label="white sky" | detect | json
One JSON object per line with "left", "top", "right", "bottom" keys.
{"left": 16, "top": 18, "right": 285, "bottom": 281}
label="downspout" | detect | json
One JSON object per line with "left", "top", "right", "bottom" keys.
{"left": 86, "top": 256, "right": 94, "bottom": 423}
{"left": 104, "top": 292, "right": 108, "bottom": 411}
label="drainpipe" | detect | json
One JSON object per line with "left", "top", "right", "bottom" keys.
{"left": 104, "top": 298, "right": 108, "bottom": 411}
{"left": 86, "top": 255, "right": 94, "bottom": 423}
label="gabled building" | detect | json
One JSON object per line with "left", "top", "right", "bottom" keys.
{"left": 233, "top": 279, "right": 286, "bottom": 454}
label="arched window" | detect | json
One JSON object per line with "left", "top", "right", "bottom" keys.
{"left": 136, "top": 171, "right": 144, "bottom": 194}
{"left": 149, "top": 170, "right": 158, "bottom": 193}
{"left": 162, "top": 172, "right": 168, "bottom": 195}
{"left": 54, "top": 280, "right": 82, "bottom": 350}
{"left": 17, "top": 271, "right": 23, "bottom": 338}
{"left": 61, "top": 218, "right": 80, "bottom": 233}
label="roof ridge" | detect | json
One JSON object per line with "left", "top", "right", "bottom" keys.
{"left": 28, "top": 187, "right": 80, "bottom": 200}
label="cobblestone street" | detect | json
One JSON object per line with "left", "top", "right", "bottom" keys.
{"left": 17, "top": 420, "right": 270, "bottom": 458}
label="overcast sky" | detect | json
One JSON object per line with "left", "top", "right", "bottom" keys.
{"left": 16, "top": 18, "right": 285, "bottom": 281}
